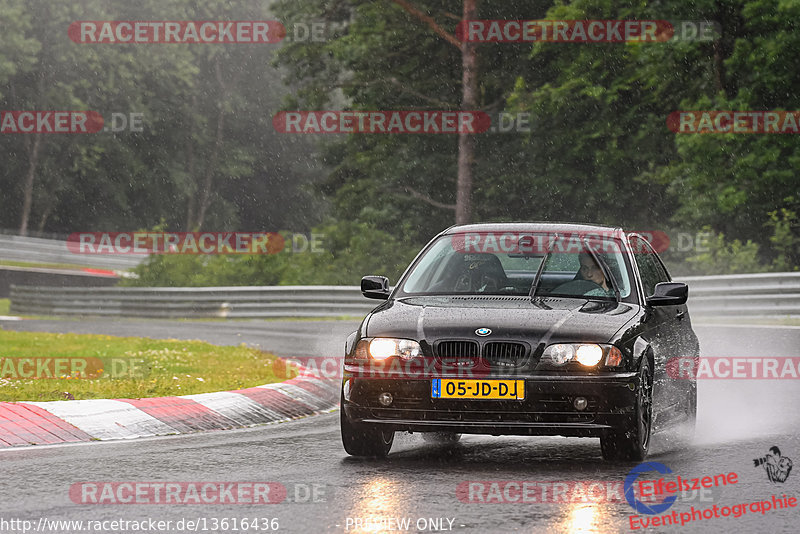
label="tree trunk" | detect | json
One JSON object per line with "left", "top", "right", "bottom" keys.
{"left": 18, "top": 70, "right": 46, "bottom": 236}
{"left": 185, "top": 132, "right": 197, "bottom": 230}
{"left": 456, "top": 0, "right": 478, "bottom": 225}
{"left": 195, "top": 59, "right": 228, "bottom": 230}
{"left": 37, "top": 188, "right": 56, "bottom": 233}
{"left": 19, "top": 131, "right": 42, "bottom": 236}
{"left": 195, "top": 106, "right": 224, "bottom": 230}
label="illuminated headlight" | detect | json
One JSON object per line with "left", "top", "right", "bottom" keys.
{"left": 368, "top": 338, "right": 421, "bottom": 361}
{"left": 543, "top": 344, "right": 575, "bottom": 366}
{"left": 539, "top": 343, "right": 624, "bottom": 369}
{"left": 575, "top": 344, "right": 603, "bottom": 366}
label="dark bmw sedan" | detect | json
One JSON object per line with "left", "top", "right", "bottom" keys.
{"left": 340, "top": 223, "right": 699, "bottom": 460}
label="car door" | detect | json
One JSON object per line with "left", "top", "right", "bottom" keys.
{"left": 652, "top": 247, "right": 699, "bottom": 421}
{"left": 629, "top": 235, "right": 675, "bottom": 428}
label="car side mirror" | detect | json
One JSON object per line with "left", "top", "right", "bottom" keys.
{"left": 361, "top": 275, "right": 390, "bottom": 300}
{"left": 647, "top": 282, "right": 688, "bottom": 306}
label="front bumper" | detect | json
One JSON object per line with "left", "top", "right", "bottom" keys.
{"left": 341, "top": 372, "right": 640, "bottom": 437}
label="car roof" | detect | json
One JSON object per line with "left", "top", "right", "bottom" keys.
{"left": 441, "top": 222, "right": 626, "bottom": 237}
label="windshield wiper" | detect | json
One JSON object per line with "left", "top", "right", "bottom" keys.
{"left": 584, "top": 238, "right": 621, "bottom": 303}
{"left": 529, "top": 233, "right": 558, "bottom": 300}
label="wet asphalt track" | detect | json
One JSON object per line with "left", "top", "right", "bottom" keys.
{"left": 1, "top": 317, "right": 799, "bottom": 533}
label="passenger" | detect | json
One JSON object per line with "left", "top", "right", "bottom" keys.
{"left": 578, "top": 253, "right": 614, "bottom": 297}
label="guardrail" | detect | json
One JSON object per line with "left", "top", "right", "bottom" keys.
{"left": 8, "top": 273, "right": 800, "bottom": 319}
{"left": 679, "top": 272, "right": 800, "bottom": 317}
{"left": 0, "top": 234, "right": 142, "bottom": 271}
{"left": 9, "top": 286, "right": 376, "bottom": 318}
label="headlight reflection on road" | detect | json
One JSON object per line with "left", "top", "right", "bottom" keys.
{"left": 345, "top": 478, "right": 412, "bottom": 534}
{"left": 561, "top": 502, "right": 602, "bottom": 533}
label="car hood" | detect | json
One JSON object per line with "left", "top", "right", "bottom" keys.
{"left": 364, "top": 296, "right": 639, "bottom": 345}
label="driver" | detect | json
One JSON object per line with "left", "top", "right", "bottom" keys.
{"left": 578, "top": 253, "right": 614, "bottom": 297}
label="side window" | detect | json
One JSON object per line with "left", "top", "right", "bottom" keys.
{"left": 651, "top": 254, "right": 670, "bottom": 285}
{"left": 630, "top": 236, "right": 660, "bottom": 297}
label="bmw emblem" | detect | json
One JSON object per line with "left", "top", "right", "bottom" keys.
{"left": 475, "top": 328, "right": 492, "bottom": 337}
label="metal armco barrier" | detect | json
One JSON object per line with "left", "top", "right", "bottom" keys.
{"left": 679, "top": 272, "right": 800, "bottom": 317}
{"left": 8, "top": 273, "right": 800, "bottom": 319}
{"left": 9, "top": 286, "right": 376, "bottom": 319}
{"left": 0, "top": 234, "right": 142, "bottom": 271}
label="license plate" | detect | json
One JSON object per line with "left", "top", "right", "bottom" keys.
{"left": 431, "top": 379, "right": 525, "bottom": 400}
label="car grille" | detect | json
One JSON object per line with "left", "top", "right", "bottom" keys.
{"left": 435, "top": 340, "right": 479, "bottom": 368}
{"left": 483, "top": 342, "right": 528, "bottom": 367}
{"left": 436, "top": 340, "right": 479, "bottom": 359}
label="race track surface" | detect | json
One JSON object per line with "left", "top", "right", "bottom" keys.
{"left": 1, "top": 317, "right": 799, "bottom": 533}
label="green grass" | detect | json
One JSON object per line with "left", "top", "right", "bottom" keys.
{"left": 0, "top": 330, "right": 284, "bottom": 401}
{"left": 0, "top": 299, "right": 9, "bottom": 316}
{"left": 0, "top": 259, "right": 107, "bottom": 271}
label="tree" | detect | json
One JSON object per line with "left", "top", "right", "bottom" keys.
{"left": 389, "top": 0, "right": 477, "bottom": 224}
{"left": 272, "top": 0, "right": 544, "bottom": 243}
{"left": 0, "top": 0, "right": 324, "bottom": 235}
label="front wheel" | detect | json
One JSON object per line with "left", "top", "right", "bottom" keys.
{"left": 340, "top": 404, "right": 394, "bottom": 457}
{"left": 601, "top": 357, "right": 653, "bottom": 461}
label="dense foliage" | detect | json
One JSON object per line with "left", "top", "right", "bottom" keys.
{"left": 2, "top": 0, "right": 797, "bottom": 285}
{"left": 0, "top": 0, "right": 324, "bottom": 235}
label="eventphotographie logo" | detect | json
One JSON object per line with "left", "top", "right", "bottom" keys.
{"left": 753, "top": 446, "right": 793, "bottom": 483}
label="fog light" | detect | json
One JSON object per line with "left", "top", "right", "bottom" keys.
{"left": 378, "top": 392, "right": 393, "bottom": 406}
{"left": 573, "top": 397, "right": 588, "bottom": 411}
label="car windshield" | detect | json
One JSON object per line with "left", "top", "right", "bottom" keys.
{"left": 399, "top": 232, "right": 632, "bottom": 300}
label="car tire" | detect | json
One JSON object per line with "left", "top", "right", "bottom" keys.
{"left": 421, "top": 432, "right": 462, "bottom": 444}
{"left": 601, "top": 357, "right": 653, "bottom": 461}
{"left": 340, "top": 402, "right": 394, "bottom": 457}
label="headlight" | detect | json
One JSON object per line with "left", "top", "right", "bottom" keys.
{"left": 368, "top": 339, "right": 397, "bottom": 360}
{"left": 575, "top": 344, "right": 603, "bottom": 366}
{"left": 368, "top": 338, "right": 421, "bottom": 361}
{"left": 543, "top": 344, "right": 574, "bottom": 366}
{"left": 540, "top": 343, "right": 624, "bottom": 368}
